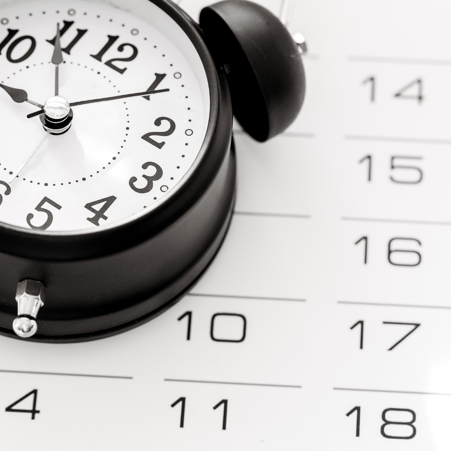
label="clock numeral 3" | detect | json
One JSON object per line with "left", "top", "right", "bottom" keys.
{"left": 85, "top": 195, "right": 117, "bottom": 226}
{"left": 90, "top": 35, "right": 138, "bottom": 74}
{"left": 26, "top": 197, "right": 62, "bottom": 231}
{"left": 129, "top": 162, "right": 163, "bottom": 194}
{"left": 142, "top": 117, "right": 176, "bottom": 149}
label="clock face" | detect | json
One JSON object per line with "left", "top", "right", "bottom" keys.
{"left": 0, "top": 0, "right": 211, "bottom": 232}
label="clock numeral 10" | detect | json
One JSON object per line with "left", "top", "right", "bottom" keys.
{"left": 0, "top": 28, "right": 36, "bottom": 63}
{"left": 171, "top": 397, "right": 229, "bottom": 430}
{"left": 46, "top": 20, "right": 88, "bottom": 55}
{"left": 91, "top": 35, "right": 138, "bottom": 74}
{"left": 347, "top": 406, "right": 417, "bottom": 440}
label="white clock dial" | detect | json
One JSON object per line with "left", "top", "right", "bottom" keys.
{"left": 0, "top": 0, "right": 210, "bottom": 232}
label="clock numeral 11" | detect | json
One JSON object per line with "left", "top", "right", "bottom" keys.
{"left": 46, "top": 20, "right": 88, "bottom": 55}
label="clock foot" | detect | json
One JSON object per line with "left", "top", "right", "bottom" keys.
{"left": 12, "top": 279, "right": 46, "bottom": 339}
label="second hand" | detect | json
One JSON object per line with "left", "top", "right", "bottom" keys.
{"left": 9, "top": 132, "right": 51, "bottom": 184}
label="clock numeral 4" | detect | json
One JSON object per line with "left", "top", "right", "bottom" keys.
{"left": 85, "top": 195, "right": 117, "bottom": 226}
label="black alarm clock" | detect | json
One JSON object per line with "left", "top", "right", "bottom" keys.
{"left": 0, "top": 0, "right": 305, "bottom": 342}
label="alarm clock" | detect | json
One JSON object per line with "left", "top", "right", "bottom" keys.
{"left": 0, "top": 0, "right": 305, "bottom": 342}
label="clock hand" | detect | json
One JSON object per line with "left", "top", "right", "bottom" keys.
{"left": 27, "top": 88, "right": 170, "bottom": 118}
{"left": 52, "top": 23, "right": 63, "bottom": 96}
{"left": 9, "top": 132, "right": 50, "bottom": 184}
{"left": 0, "top": 83, "right": 43, "bottom": 109}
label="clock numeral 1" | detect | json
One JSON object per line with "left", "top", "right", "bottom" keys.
{"left": 143, "top": 73, "right": 167, "bottom": 101}
{"left": 85, "top": 195, "right": 117, "bottom": 226}
{"left": 46, "top": 20, "right": 88, "bottom": 55}
{"left": 26, "top": 197, "right": 62, "bottom": 231}
{"left": 90, "top": 35, "right": 138, "bottom": 74}
{"left": 0, "top": 28, "right": 36, "bottom": 63}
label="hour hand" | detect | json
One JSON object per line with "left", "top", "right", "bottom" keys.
{"left": 0, "top": 83, "right": 43, "bottom": 108}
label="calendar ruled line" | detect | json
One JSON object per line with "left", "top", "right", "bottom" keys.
{"left": 334, "top": 387, "right": 451, "bottom": 396}
{"left": 165, "top": 378, "right": 302, "bottom": 389}
{"left": 349, "top": 56, "right": 451, "bottom": 66}
{"left": 341, "top": 216, "right": 451, "bottom": 227}
{"left": 188, "top": 293, "right": 306, "bottom": 302}
{"left": 345, "top": 135, "right": 451, "bottom": 145}
{"left": 233, "top": 129, "right": 316, "bottom": 138}
{"left": 338, "top": 300, "right": 451, "bottom": 310}
{"left": 234, "top": 211, "right": 311, "bottom": 219}
{"left": 0, "top": 369, "right": 133, "bottom": 380}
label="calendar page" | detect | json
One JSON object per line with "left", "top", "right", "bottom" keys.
{"left": 1, "top": 0, "right": 450, "bottom": 449}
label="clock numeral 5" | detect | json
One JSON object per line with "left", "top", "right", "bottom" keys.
{"left": 90, "top": 35, "right": 138, "bottom": 74}
{"left": 26, "top": 197, "right": 62, "bottom": 231}
{"left": 129, "top": 162, "right": 163, "bottom": 194}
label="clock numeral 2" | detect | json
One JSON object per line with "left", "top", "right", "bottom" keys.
{"left": 142, "top": 117, "right": 176, "bottom": 149}
{"left": 26, "top": 197, "right": 62, "bottom": 231}
{"left": 91, "top": 35, "right": 138, "bottom": 74}
{"left": 85, "top": 195, "right": 117, "bottom": 226}
{"left": 129, "top": 162, "right": 163, "bottom": 194}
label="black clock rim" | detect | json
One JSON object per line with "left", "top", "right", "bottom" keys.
{"left": 0, "top": 0, "right": 226, "bottom": 262}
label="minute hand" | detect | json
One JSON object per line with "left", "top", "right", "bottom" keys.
{"left": 27, "top": 88, "right": 170, "bottom": 119}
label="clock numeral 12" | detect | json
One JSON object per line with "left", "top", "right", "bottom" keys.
{"left": 91, "top": 35, "right": 138, "bottom": 74}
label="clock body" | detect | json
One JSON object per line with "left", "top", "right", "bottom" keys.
{"left": 0, "top": 0, "right": 236, "bottom": 342}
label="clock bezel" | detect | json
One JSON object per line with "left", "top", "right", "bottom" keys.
{"left": 0, "top": 0, "right": 225, "bottom": 261}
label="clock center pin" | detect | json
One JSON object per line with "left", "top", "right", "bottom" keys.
{"left": 41, "top": 95, "right": 73, "bottom": 135}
